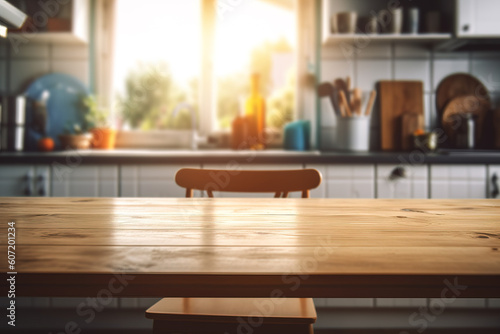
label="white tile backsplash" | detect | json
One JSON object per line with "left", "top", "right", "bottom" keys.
{"left": 471, "top": 59, "right": 500, "bottom": 92}
{"left": 10, "top": 44, "right": 50, "bottom": 59}
{"left": 321, "top": 59, "right": 354, "bottom": 83}
{"left": 394, "top": 45, "right": 430, "bottom": 59}
{"left": 356, "top": 59, "right": 392, "bottom": 91}
{"left": 433, "top": 59, "right": 470, "bottom": 90}
{"left": 376, "top": 298, "right": 426, "bottom": 308}
{"left": 356, "top": 44, "right": 391, "bottom": 59}
{"left": 322, "top": 45, "right": 351, "bottom": 59}
{"left": 2, "top": 43, "right": 90, "bottom": 95}
{"left": 326, "top": 298, "right": 374, "bottom": 308}
{"left": 488, "top": 298, "right": 500, "bottom": 308}
{"left": 394, "top": 60, "right": 431, "bottom": 92}
{"left": 52, "top": 45, "right": 89, "bottom": 59}
{"left": 429, "top": 298, "right": 486, "bottom": 308}
{"left": 9, "top": 59, "right": 50, "bottom": 94}
{"left": 51, "top": 59, "right": 90, "bottom": 86}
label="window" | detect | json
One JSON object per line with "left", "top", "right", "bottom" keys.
{"left": 112, "top": 0, "right": 201, "bottom": 130}
{"left": 111, "top": 0, "right": 296, "bottom": 134}
{"left": 214, "top": 0, "right": 296, "bottom": 130}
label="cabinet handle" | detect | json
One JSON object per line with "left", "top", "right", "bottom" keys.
{"left": 462, "top": 24, "right": 470, "bottom": 32}
{"left": 24, "top": 174, "right": 32, "bottom": 196}
{"left": 389, "top": 166, "right": 406, "bottom": 181}
{"left": 37, "top": 175, "right": 46, "bottom": 196}
{"left": 491, "top": 173, "right": 499, "bottom": 199}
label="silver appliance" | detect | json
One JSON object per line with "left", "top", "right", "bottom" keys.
{"left": 1, "top": 95, "right": 27, "bottom": 151}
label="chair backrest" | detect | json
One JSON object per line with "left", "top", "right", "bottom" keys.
{"left": 175, "top": 168, "right": 322, "bottom": 198}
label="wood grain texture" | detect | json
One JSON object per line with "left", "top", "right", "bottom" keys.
{"left": 379, "top": 81, "right": 424, "bottom": 151}
{"left": 146, "top": 297, "right": 317, "bottom": 323}
{"left": 436, "top": 73, "right": 489, "bottom": 117}
{"left": 0, "top": 197, "right": 499, "bottom": 298}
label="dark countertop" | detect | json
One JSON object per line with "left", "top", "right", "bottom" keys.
{"left": 1, "top": 149, "right": 500, "bottom": 165}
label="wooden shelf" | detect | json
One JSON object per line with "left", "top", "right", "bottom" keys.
{"left": 8, "top": 32, "right": 87, "bottom": 44}
{"left": 323, "top": 33, "right": 452, "bottom": 47}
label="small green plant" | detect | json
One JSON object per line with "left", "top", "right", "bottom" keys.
{"left": 82, "top": 95, "right": 110, "bottom": 128}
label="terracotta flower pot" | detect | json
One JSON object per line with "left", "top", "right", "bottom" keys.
{"left": 91, "top": 128, "right": 117, "bottom": 149}
{"left": 59, "top": 133, "right": 93, "bottom": 150}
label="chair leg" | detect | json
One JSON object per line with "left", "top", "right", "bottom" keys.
{"left": 186, "top": 188, "right": 193, "bottom": 198}
{"left": 302, "top": 190, "right": 310, "bottom": 198}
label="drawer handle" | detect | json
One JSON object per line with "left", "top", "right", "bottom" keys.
{"left": 491, "top": 173, "right": 499, "bottom": 198}
{"left": 37, "top": 175, "right": 46, "bottom": 196}
{"left": 24, "top": 174, "right": 32, "bottom": 196}
{"left": 389, "top": 167, "right": 406, "bottom": 181}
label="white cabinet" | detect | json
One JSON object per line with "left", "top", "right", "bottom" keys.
{"left": 202, "top": 164, "right": 304, "bottom": 198}
{"left": 456, "top": 0, "right": 500, "bottom": 37}
{"left": 0, "top": 165, "right": 49, "bottom": 196}
{"left": 488, "top": 165, "right": 500, "bottom": 199}
{"left": 307, "top": 164, "right": 375, "bottom": 198}
{"left": 9, "top": 0, "right": 90, "bottom": 44}
{"left": 120, "top": 164, "right": 201, "bottom": 197}
{"left": 51, "top": 165, "right": 118, "bottom": 197}
{"left": 376, "top": 164, "right": 428, "bottom": 199}
{"left": 430, "top": 165, "right": 487, "bottom": 199}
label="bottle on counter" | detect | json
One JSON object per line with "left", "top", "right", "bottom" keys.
{"left": 456, "top": 113, "right": 475, "bottom": 149}
{"left": 244, "top": 73, "right": 266, "bottom": 149}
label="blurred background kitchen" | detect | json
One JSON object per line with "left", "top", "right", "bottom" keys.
{"left": 0, "top": 0, "right": 499, "bottom": 333}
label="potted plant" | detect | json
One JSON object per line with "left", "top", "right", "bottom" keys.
{"left": 82, "top": 95, "right": 117, "bottom": 149}
{"left": 59, "top": 124, "right": 93, "bottom": 150}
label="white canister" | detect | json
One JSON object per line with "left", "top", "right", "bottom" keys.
{"left": 336, "top": 116, "right": 370, "bottom": 152}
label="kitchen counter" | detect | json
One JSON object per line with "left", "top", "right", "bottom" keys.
{"left": 1, "top": 149, "right": 500, "bottom": 164}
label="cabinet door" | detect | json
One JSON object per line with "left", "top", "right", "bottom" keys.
{"left": 51, "top": 165, "right": 118, "bottom": 197}
{"left": 456, "top": 0, "right": 500, "bottom": 37}
{"left": 0, "top": 165, "right": 50, "bottom": 197}
{"left": 376, "top": 164, "right": 428, "bottom": 199}
{"left": 202, "top": 164, "right": 304, "bottom": 198}
{"left": 307, "top": 164, "right": 375, "bottom": 198}
{"left": 120, "top": 165, "right": 200, "bottom": 197}
{"left": 430, "top": 165, "right": 487, "bottom": 198}
{"left": 0, "top": 165, "right": 35, "bottom": 196}
{"left": 488, "top": 165, "right": 500, "bottom": 199}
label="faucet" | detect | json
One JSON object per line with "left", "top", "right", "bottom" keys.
{"left": 172, "top": 102, "right": 199, "bottom": 150}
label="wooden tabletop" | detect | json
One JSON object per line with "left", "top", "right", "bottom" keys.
{"left": 1, "top": 197, "right": 499, "bottom": 298}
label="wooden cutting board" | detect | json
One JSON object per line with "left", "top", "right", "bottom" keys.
{"left": 379, "top": 81, "right": 424, "bottom": 151}
{"left": 436, "top": 73, "right": 489, "bottom": 117}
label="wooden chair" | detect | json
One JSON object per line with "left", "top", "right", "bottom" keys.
{"left": 146, "top": 168, "right": 322, "bottom": 334}
{"left": 174, "top": 168, "right": 322, "bottom": 198}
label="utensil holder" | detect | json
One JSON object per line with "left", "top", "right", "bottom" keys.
{"left": 336, "top": 116, "right": 370, "bottom": 151}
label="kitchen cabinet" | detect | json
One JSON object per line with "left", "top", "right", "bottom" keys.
{"left": 0, "top": 165, "right": 49, "bottom": 196}
{"left": 120, "top": 164, "right": 201, "bottom": 197}
{"left": 202, "top": 164, "right": 304, "bottom": 198}
{"left": 307, "top": 164, "right": 375, "bottom": 198}
{"left": 51, "top": 165, "right": 118, "bottom": 197}
{"left": 430, "top": 165, "right": 487, "bottom": 198}
{"left": 8, "top": 0, "right": 89, "bottom": 44}
{"left": 488, "top": 165, "right": 500, "bottom": 199}
{"left": 455, "top": 0, "right": 500, "bottom": 37}
{"left": 376, "top": 164, "right": 428, "bottom": 199}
